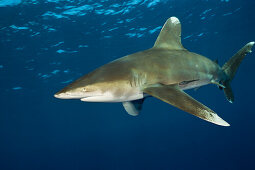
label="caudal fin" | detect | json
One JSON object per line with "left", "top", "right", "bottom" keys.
{"left": 222, "top": 42, "right": 254, "bottom": 103}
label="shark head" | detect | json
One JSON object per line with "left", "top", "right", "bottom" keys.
{"left": 54, "top": 65, "right": 143, "bottom": 102}
{"left": 54, "top": 71, "right": 105, "bottom": 100}
{"left": 54, "top": 81, "right": 102, "bottom": 100}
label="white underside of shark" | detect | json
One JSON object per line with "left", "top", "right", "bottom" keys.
{"left": 80, "top": 79, "right": 211, "bottom": 102}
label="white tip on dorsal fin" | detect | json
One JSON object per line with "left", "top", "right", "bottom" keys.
{"left": 153, "top": 17, "right": 185, "bottom": 50}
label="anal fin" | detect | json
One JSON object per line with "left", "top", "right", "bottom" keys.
{"left": 143, "top": 84, "right": 230, "bottom": 126}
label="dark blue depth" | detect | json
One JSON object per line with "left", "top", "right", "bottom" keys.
{"left": 0, "top": 0, "right": 255, "bottom": 169}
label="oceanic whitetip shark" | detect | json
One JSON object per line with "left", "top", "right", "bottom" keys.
{"left": 55, "top": 17, "right": 254, "bottom": 126}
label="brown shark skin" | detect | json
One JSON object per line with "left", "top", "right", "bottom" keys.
{"left": 56, "top": 48, "right": 223, "bottom": 97}
{"left": 54, "top": 16, "right": 254, "bottom": 126}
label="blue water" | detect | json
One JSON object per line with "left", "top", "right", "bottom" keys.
{"left": 1, "top": 0, "right": 255, "bottom": 169}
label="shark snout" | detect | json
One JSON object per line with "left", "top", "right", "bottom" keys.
{"left": 54, "top": 87, "right": 82, "bottom": 99}
{"left": 54, "top": 88, "right": 100, "bottom": 99}
{"left": 54, "top": 92, "right": 85, "bottom": 99}
{"left": 54, "top": 91, "right": 72, "bottom": 99}
{"left": 54, "top": 93, "right": 59, "bottom": 98}
{"left": 54, "top": 92, "right": 65, "bottom": 99}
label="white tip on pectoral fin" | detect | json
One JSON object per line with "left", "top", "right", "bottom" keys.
{"left": 213, "top": 113, "right": 230, "bottom": 126}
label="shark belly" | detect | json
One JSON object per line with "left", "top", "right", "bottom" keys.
{"left": 81, "top": 86, "right": 145, "bottom": 102}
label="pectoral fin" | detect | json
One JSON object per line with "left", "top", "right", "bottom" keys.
{"left": 122, "top": 98, "right": 145, "bottom": 116}
{"left": 143, "top": 84, "right": 230, "bottom": 126}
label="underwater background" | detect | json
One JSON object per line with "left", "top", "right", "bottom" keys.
{"left": 1, "top": 0, "right": 255, "bottom": 169}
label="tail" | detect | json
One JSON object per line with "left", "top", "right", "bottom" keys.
{"left": 221, "top": 42, "right": 254, "bottom": 103}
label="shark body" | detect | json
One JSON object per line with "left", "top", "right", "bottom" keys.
{"left": 55, "top": 17, "right": 254, "bottom": 126}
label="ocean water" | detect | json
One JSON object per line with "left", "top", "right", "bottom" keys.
{"left": 1, "top": 0, "right": 255, "bottom": 169}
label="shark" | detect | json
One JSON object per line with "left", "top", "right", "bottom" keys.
{"left": 54, "top": 17, "right": 254, "bottom": 126}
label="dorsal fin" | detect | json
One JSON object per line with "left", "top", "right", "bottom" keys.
{"left": 153, "top": 17, "right": 185, "bottom": 50}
